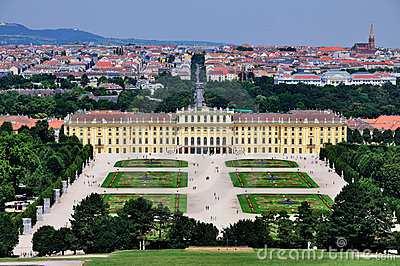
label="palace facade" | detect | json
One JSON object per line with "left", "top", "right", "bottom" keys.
{"left": 64, "top": 107, "right": 347, "bottom": 155}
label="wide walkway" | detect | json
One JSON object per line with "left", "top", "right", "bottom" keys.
{"left": 13, "top": 152, "right": 346, "bottom": 256}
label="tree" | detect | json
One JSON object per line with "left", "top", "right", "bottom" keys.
{"left": 0, "top": 183, "right": 15, "bottom": 211}
{"left": 168, "top": 212, "right": 196, "bottom": 248}
{"left": 295, "top": 201, "right": 316, "bottom": 248}
{"left": 32, "top": 120, "right": 54, "bottom": 143}
{"left": 376, "top": 163, "right": 400, "bottom": 198}
{"left": 118, "top": 197, "right": 155, "bottom": 248}
{"left": 394, "top": 129, "right": 400, "bottom": 146}
{"left": 153, "top": 204, "right": 172, "bottom": 239}
{"left": 80, "top": 74, "right": 90, "bottom": 87}
{"left": 315, "top": 214, "right": 330, "bottom": 249}
{"left": 352, "top": 130, "right": 363, "bottom": 144}
{"left": 362, "top": 128, "right": 371, "bottom": 143}
{"left": 33, "top": 225, "right": 57, "bottom": 256}
{"left": 0, "top": 122, "right": 13, "bottom": 134}
{"left": 382, "top": 129, "right": 393, "bottom": 145}
{"left": 89, "top": 216, "right": 121, "bottom": 253}
{"left": 372, "top": 128, "right": 383, "bottom": 144}
{"left": 191, "top": 221, "right": 219, "bottom": 246}
{"left": 276, "top": 211, "right": 296, "bottom": 248}
{"left": 46, "top": 154, "right": 65, "bottom": 176}
{"left": 70, "top": 193, "right": 109, "bottom": 253}
{"left": 0, "top": 213, "right": 19, "bottom": 257}
{"left": 222, "top": 217, "right": 269, "bottom": 248}
{"left": 328, "top": 179, "right": 393, "bottom": 250}
{"left": 55, "top": 227, "right": 76, "bottom": 255}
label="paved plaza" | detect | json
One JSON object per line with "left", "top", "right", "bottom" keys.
{"left": 13, "top": 152, "right": 347, "bottom": 256}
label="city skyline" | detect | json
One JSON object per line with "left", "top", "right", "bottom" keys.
{"left": 1, "top": 0, "right": 399, "bottom": 47}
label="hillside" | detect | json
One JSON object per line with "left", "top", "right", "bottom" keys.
{"left": 0, "top": 22, "right": 223, "bottom": 46}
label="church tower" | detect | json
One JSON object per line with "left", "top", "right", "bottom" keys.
{"left": 368, "top": 24, "right": 375, "bottom": 49}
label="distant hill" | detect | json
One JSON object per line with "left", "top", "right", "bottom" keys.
{"left": 0, "top": 22, "right": 224, "bottom": 46}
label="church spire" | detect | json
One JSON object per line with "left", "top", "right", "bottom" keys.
{"left": 368, "top": 24, "right": 375, "bottom": 49}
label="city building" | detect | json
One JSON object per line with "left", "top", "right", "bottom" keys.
{"left": 64, "top": 108, "right": 347, "bottom": 155}
{"left": 352, "top": 24, "right": 377, "bottom": 54}
{"left": 274, "top": 70, "right": 397, "bottom": 86}
{"left": 363, "top": 115, "right": 400, "bottom": 131}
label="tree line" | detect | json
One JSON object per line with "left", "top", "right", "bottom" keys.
{"left": 318, "top": 143, "right": 400, "bottom": 251}
{"left": 0, "top": 74, "right": 194, "bottom": 118}
{"left": 31, "top": 194, "right": 218, "bottom": 256}
{"left": 0, "top": 122, "right": 93, "bottom": 257}
{"left": 347, "top": 128, "right": 400, "bottom": 146}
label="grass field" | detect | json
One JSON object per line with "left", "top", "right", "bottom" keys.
{"left": 238, "top": 194, "right": 333, "bottom": 214}
{"left": 83, "top": 249, "right": 400, "bottom": 266}
{"left": 225, "top": 159, "right": 298, "bottom": 168}
{"left": 114, "top": 159, "right": 188, "bottom": 168}
{"left": 229, "top": 172, "right": 318, "bottom": 188}
{"left": 103, "top": 194, "right": 187, "bottom": 214}
{"left": 101, "top": 171, "right": 188, "bottom": 188}
{"left": 1, "top": 249, "right": 398, "bottom": 265}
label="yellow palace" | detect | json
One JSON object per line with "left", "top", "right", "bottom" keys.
{"left": 64, "top": 107, "right": 347, "bottom": 155}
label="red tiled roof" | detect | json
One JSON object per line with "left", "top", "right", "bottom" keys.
{"left": 48, "top": 119, "right": 64, "bottom": 129}
{"left": 318, "top": 46, "right": 346, "bottom": 52}
{"left": 365, "top": 116, "right": 400, "bottom": 130}
{"left": 292, "top": 74, "right": 321, "bottom": 80}
{"left": 95, "top": 61, "right": 113, "bottom": 68}
{"left": 0, "top": 116, "right": 37, "bottom": 131}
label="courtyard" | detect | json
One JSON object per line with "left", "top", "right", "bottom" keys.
{"left": 13, "top": 153, "right": 347, "bottom": 256}
{"left": 103, "top": 194, "right": 187, "bottom": 214}
{"left": 101, "top": 171, "right": 188, "bottom": 188}
{"left": 237, "top": 194, "right": 333, "bottom": 214}
{"left": 229, "top": 172, "right": 319, "bottom": 188}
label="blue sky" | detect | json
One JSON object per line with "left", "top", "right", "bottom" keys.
{"left": 1, "top": 0, "right": 399, "bottom": 47}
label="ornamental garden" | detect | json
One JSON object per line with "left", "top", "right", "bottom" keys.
{"left": 237, "top": 194, "right": 333, "bottom": 214}
{"left": 229, "top": 172, "right": 318, "bottom": 188}
{"left": 226, "top": 158, "right": 332, "bottom": 214}
{"left": 103, "top": 194, "right": 187, "bottom": 214}
{"left": 225, "top": 159, "right": 299, "bottom": 168}
{"left": 102, "top": 171, "right": 188, "bottom": 188}
{"left": 102, "top": 159, "right": 189, "bottom": 214}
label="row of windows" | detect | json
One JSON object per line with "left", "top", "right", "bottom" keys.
{"left": 69, "top": 125, "right": 346, "bottom": 135}
{"left": 234, "top": 126, "right": 346, "bottom": 132}
{"left": 101, "top": 146, "right": 316, "bottom": 155}
{"left": 181, "top": 115, "right": 230, "bottom": 123}
{"left": 101, "top": 147, "right": 169, "bottom": 154}
{"left": 235, "top": 137, "right": 343, "bottom": 145}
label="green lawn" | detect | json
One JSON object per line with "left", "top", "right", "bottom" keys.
{"left": 238, "top": 194, "right": 333, "bottom": 214}
{"left": 1, "top": 249, "right": 398, "bottom": 265}
{"left": 101, "top": 171, "right": 188, "bottom": 188}
{"left": 230, "top": 172, "right": 318, "bottom": 188}
{"left": 103, "top": 194, "right": 187, "bottom": 214}
{"left": 84, "top": 249, "right": 399, "bottom": 266}
{"left": 114, "top": 159, "right": 188, "bottom": 168}
{"left": 225, "top": 159, "right": 298, "bottom": 168}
